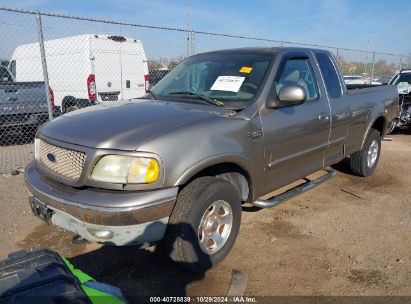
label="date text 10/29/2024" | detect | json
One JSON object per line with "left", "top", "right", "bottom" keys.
{"left": 149, "top": 296, "right": 257, "bottom": 303}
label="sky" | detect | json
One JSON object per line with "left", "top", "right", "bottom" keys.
{"left": 0, "top": 0, "right": 410, "bottom": 62}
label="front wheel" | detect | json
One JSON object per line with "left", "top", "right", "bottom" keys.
{"left": 164, "top": 176, "right": 241, "bottom": 272}
{"left": 349, "top": 129, "right": 381, "bottom": 177}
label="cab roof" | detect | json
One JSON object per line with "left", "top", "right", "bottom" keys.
{"left": 196, "top": 46, "right": 333, "bottom": 56}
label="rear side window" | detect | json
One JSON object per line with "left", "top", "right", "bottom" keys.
{"left": 315, "top": 53, "right": 342, "bottom": 98}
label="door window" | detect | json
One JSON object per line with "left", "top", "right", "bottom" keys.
{"left": 276, "top": 57, "right": 319, "bottom": 101}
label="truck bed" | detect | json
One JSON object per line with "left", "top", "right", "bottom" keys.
{"left": 346, "top": 83, "right": 398, "bottom": 96}
{"left": 346, "top": 83, "right": 385, "bottom": 90}
{"left": 0, "top": 81, "right": 49, "bottom": 117}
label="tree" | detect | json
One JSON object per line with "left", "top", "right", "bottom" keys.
{"left": 147, "top": 60, "right": 162, "bottom": 72}
{"left": 168, "top": 61, "right": 179, "bottom": 70}
{"left": 373, "top": 59, "right": 396, "bottom": 76}
{"left": 337, "top": 55, "right": 397, "bottom": 76}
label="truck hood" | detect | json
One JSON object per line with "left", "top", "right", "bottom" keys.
{"left": 40, "top": 99, "right": 233, "bottom": 151}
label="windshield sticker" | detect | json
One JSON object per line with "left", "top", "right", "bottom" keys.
{"left": 239, "top": 66, "right": 253, "bottom": 74}
{"left": 210, "top": 76, "right": 245, "bottom": 92}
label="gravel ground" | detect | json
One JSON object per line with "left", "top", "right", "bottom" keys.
{"left": 0, "top": 143, "right": 34, "bottom": 175}
{"left": 0, "top": 130, "right": 410, "bottom": 301}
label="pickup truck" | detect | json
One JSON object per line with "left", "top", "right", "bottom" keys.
{"left": 25, "top": 47, "right": 398, "bottom": 272}
{"left": 0, "top": 65, "right": 53, "bottom": 141}
{"left": 387, "top": 69, "right": 411, "bottom": 132}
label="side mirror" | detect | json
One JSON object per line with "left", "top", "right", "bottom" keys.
{"left": 266, "top": 84, "right": 307, "bottom": 109}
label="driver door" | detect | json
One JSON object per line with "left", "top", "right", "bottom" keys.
{"left": 260, "top": 52, "right": 331, "bottom": 192}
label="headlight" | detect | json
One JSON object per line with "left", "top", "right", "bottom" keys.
{"left": 91, "top": 155, "right": 159, "bottom": 184}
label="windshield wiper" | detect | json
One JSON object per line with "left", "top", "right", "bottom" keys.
{"left": 146, "top": 90, "right": 158, "bottom": 100}
{"left": 169, "top": 91, "right": 224, "bottom": 107}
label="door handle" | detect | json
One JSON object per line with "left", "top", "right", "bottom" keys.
{"left": 318, "top": 113, "right": 330, "bottom": 121}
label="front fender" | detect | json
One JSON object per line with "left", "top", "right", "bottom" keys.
{"left": 137, "top": 109, "right": 266, "bottom": 200}
{"left": 174, "top": 153, "right": 255, "bottom": 186}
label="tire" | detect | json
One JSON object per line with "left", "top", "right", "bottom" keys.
{"left": 65, "top": 105, "right": 79, "bottom": 113}
{"left": 164, "top": 176, "right": 241, "bottom": 272}
{"left": 349, "top": 129, "right": 381, "bottom": 177}
{"left": 63, "top": 96, "right": 79, "bottom": 113}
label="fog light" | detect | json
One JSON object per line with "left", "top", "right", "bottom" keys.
{"left": 87, "top": 228, "right": 114, "bottom": 240}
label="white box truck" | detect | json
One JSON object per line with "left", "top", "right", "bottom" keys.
{"left": 10, "top": 34, "right": 150, "bottom": 113}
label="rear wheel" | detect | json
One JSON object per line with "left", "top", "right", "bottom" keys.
{"left": 63, "top": 96, "right": 79, "bottom": 113}
{"left": 164, "top": 176, "right": 241, "bottom": 272}
{"left": 349, "top": 129, "right": 381, "bottom": 177}
{"left": 65, "top": 105, "right": 79, "bottom": 113}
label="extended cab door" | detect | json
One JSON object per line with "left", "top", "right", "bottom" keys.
{"left": 260, "top": 51, "right": 331, "bottom": 192}
{"left": 313, "top": 52, "right": 362, "bottom": 166}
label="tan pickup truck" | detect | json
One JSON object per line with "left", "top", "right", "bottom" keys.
{"left": 25, "top": 47, "right": 398, "bottom": 272}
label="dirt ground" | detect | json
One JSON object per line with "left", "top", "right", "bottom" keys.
{"left": 0, "top": 129, "right": 410, "bottom": 302}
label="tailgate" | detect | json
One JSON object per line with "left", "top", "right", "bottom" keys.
{"left": 0, "top": 82, "right": 49, "bottom": 126}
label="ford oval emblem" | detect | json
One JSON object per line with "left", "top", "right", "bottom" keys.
{"left": 47, "top": 153, "right": 56, "bottom": 162}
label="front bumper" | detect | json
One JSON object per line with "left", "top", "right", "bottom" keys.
{"left": 25, "top": 161, "right": 178, "bottom": 246}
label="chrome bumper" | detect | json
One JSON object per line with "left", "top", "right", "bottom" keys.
{"left": 25, "top": 161, "right": 178, "bottom": 246}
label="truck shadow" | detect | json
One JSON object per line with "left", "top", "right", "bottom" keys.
{"left": 68, "top": 222, "right": 211, "bottom": 303}
{"left": 331, "top": 157, "right": 352, "bottom": 174}
{"left": 391, "top": 126, "right": 411, "bottom": 135}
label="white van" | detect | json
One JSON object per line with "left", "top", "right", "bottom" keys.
{"left": 10, "top": 34, "right": 149, "bottom": 113}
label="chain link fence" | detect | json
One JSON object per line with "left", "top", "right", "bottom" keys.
{"left": 1, "top": 7, "right": 410, "bottom": 174}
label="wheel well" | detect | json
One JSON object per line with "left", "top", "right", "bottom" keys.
{"left": 371, "top": 116, "right": 386, "bottom": 135}
{"left": 62, "top": 96, "right": 77, "bottom": 112}
{"left": 184, "top": 163, "right": 251, "bottom": 203}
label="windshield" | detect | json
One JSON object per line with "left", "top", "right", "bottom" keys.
{"left": 149, "top": 52, "right": 273, "bottom": 108}
{"left": 0, "top": 66, "right": 13, "bottom": 82}
{"left": 390, "top": 73, "right": 411, "bottom": 86}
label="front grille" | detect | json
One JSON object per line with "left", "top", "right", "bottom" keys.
{"left": 38, "top": 139, "right": 86, "bottom": 181}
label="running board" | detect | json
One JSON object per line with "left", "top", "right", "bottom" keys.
{"left": 252, "top": 169, "right": 337, "bottom": 208}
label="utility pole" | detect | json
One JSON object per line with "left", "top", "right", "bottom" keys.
{"left": 371, "top": 51, "right": 376, "bottom": 81}
{"left": 364, "top": 37, "right": 371, "bottom": 79}
{"left": 191, "top": 31, "right": 196, "bottom": 55}
{"left": 186, "top": 4, "right": 190, "bottom": 57}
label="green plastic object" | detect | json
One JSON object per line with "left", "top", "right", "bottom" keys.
{"left": 61, "top": 257, "right": 126, "bottom": 304}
